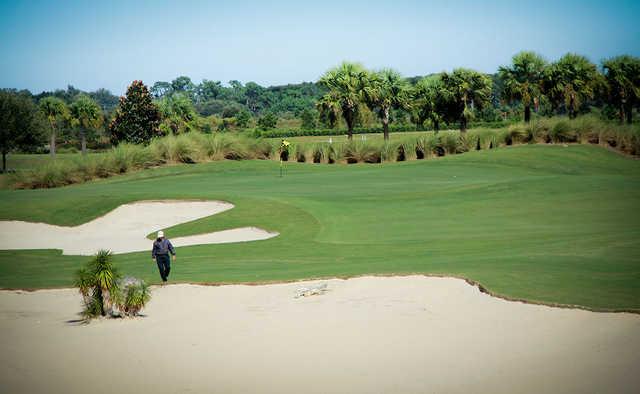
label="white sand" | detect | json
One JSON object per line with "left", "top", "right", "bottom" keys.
{"left": 0, "top": 200, "right": 278, "bottom": 255}
{"left": 0, "top": 276, "right": 638, "bottom": 394}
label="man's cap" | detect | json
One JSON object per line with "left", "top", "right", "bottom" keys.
{"left": 157, "top": 230, "right": 164, "bottom": 238}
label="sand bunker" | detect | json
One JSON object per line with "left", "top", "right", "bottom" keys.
{"left": 0, "top": 200, "right": 278, "bottom": 255}
{"left": 0, "top": 276, "right": 638, "bottom": 393}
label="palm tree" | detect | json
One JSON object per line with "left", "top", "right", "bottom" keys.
{"left": 362, "top": 69, "right": 409, "bottom": 140}
{"left": 543, "top": 53, "right": 600, "bottom": 119}
{"left": 70, "top": 95, "right": 102, "bottom": 155}
{"left": 602, "top": 55, "right": 640, "bottom": 124}
{"left": 318, "top": 62, "right": 368, "bottom": 140}
{"left": 411, "top": 74, "right": 447, "bottom": 132}
{"left": 440, "top": 68, "right": 492, "bottom": 132}
{"left": 498, "top": 51, "right": 546, "bottom": 123}
{"left": 39, "top": 97, "right": 68, "bottom": 157}
{"left": 316, "top": 91, "right": 340, "bottom": 129}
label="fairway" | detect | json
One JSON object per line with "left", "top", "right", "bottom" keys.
{"left": 1, "top": 144, "right": 639, "bottom": 311}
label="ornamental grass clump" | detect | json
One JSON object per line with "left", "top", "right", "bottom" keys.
{"left": 504, "top": 123, "right": 530, "bottom": 145}
{"left": 74, "top": 250, "right": 151, "bottom": 322}
{"left": 248, "top": 138, "right": 274, "bottom": 160}
{"left": 294, "top": 143, "right": 308, "bottom": 163}
{"left": 311, "top": 143, "right": 325, "bottom": 163}
{"left": 550, "top": 120, "right": 578, "bottom": 143}
{"left": 111, "top": 143, "right": 156, "bottom": 173}
{"left": 415, "top": 137, "right": 427, "bottom": 159}
{"left": 112, "top": 277, "right": 152, "bottom": 317}
{"left": 440, "top": 131, "right": 459, "bottom": 154}
{"left": 457, "top": 132, "right": 476, "bottom": 153}
{"left": 423, "top": 133, "right": 442, "bottom": 156}
{"left": 12, "top": 160, "right": 76, "bottom": 189}
{"left": 343, "top": 141, "right": 381, "bottom": 163}
{"left": 395, "top": 138, "right": 417, "bottom": 161}
{"left": 378, "top": 141, "right": 396, "bottom": 162}
{"left": 172, "top": 133, "right": 200, "bottom": 163}
{"left": 220, "top": 135, "right": 252, "bottom": 160}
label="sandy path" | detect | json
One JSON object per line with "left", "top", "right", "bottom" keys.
{"left": 0, "top": 200, "right": 278, "bottom": 255}
{"left": 0, "top": 276, "right": 638, "bottom": 394}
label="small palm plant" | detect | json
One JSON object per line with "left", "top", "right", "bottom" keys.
{"left": 74, "top": 249, "right": 119, "bottom": 319}
{"left": 74, "top": 250, "right": 151, "bottom": 320}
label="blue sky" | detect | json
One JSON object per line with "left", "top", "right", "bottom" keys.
{"left": 1, "top": 0, "right": 638, "bottom": 94}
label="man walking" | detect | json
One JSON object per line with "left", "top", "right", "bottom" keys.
{"left": 152, "top": 231, "right": 176, "bottom": 283}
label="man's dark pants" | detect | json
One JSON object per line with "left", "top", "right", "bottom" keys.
{"left": 156, "top": 254, "right": 171, "bottom": 282}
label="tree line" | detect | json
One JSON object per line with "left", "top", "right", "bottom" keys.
{"left": 0, "top": 51, "right": 639, "bottom": 171}
{"left": 317, "top": 52, "right": 640, "bottom": 140}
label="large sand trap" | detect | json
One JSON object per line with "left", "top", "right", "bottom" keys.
{"left": 0, "top": 200, "right": 278, "bottom": 255}
{"left": 0, "top": 276, "right": 638, "bottom": 393}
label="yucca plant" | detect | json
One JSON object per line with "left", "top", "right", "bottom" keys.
{"left": 74, "top": 250, "right": 120, "bottom": 319}
{"left": 73, "top": 250, "right": 151, "bottom": 321}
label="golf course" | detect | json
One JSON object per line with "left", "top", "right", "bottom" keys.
{"left": 1, "top": 143, "right": 638, "bottom": 312}
{"left": 2, "top": 1, "right": 640, "bottom": 392}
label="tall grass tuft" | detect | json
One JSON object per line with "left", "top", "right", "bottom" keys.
{"left": 343, "top": 141, "right": 381, "bottom": 163}
{"left": 111, "top": 143, "right": 156, "bottom": 173}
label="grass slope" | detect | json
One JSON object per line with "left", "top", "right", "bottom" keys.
{"left": 0, "top": 144, "right": 638, "bottom": 311}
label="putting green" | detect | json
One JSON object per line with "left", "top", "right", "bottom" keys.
{"left": 0, "top": 144, "right": 638, "bottom": 311}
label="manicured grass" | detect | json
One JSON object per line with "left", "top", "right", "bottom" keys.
{"left": 0, "top": 144, "right": 639, "bottom": 311}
